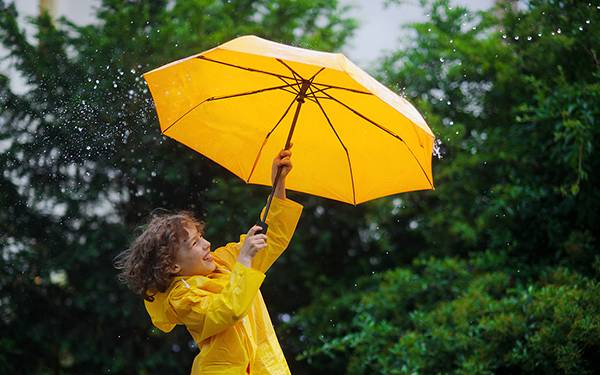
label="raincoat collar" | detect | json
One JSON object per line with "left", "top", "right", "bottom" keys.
{"left": 144, "top": 265, "right": 231, "bottom": 333}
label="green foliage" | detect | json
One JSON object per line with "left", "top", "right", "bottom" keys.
{"left": 372, "top": 0, "right": 600, "bottom": 267}
{"left": 0, "top": 1, "right": 356, "bottom": 373}
{"left": 292, "top": 252, "right": 600, "bottom": 374}
{"left": 286, "top": 0, "right": 600, "bottom": 373}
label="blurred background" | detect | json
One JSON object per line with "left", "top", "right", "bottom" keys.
{"left": 1, "top": 0, "right": 598, "bottom": 374}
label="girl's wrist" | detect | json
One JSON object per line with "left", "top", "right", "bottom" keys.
{"left": 237, "top": 256, "right": 252, "bottom": 268}
{"left": 274, "top": 182, "right": 286, "bottom": 199}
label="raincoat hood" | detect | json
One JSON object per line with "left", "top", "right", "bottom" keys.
{"left": 144, "top": 286, "right": 178, "bottom": 333}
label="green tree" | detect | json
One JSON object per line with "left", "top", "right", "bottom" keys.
{"left": 0, "top": 1, "right": 357, "bottom": 373}
{"left": 288, "top": 0, "right": 600, "bottom": 373}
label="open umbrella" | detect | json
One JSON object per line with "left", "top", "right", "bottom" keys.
{"left": 143, "top": 35, "right": 435, "bottom": 233}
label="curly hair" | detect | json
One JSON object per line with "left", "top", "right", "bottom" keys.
{"left": 113, "top": 209, "right": 205, "bottom": 302}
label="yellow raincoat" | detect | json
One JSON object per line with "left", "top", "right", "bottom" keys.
{"left": 145, "top": 196, "right": 303, "bottom": 374}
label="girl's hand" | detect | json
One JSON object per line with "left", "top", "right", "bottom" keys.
{"left": 237, "top": 225, "right": 268, "bottom": 267}
{"left": 271, "top": 142, "right": 293, "bottom": 186}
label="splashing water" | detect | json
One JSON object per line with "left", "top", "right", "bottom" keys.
{"left": 432, "top": 138, "right": 444, "bottom": 159}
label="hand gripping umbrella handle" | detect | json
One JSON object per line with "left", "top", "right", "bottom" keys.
{"left": 255, "top": 159, "right": 286, "bottom": 236}
{"left": 255, "top": 219, "right": 269, "bottom": 235}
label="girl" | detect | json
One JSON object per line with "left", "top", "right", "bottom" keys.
{"left": 114, "top": 147, "right": 303, "bottom": 374}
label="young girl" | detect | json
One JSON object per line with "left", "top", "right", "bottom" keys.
{"left": 114, "top": 147, "right": 303, "bottom": 374}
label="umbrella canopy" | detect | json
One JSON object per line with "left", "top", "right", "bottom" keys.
{"left": 143, "top": 35, "right": 435, "bottom": 206}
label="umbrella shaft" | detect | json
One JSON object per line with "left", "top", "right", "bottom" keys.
{"left": 258, "top": 80, "right": 311, "bottom": 232}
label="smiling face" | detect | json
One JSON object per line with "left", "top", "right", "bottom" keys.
{"left": 172, "top": 221, "right": 215, "bottom": 276}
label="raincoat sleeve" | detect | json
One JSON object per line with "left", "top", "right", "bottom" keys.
{"left": 253, "top": 196, "right": 303, "bottom": 273}
{"left": 168, "top": 262, "right": 265, "bottom": 342}
{"left": 213, "top": 238, "right": 245, "bottom": 270}
{"left": 213, "top": 197, "right": 303, "bottom": 272}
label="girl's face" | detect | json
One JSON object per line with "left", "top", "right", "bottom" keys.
{"left": 173, "top": 222, "right": 216, "bottom": 276}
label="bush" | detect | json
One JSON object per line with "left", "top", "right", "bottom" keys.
{"left": 290, "top": 251, "right": 600, "bottom": 374}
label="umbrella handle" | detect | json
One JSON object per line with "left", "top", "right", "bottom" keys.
{"left": 255, "top": 219, "right": 269, "bottom": 235}
{"left": 255, "top": 155, "right": 289, "bottom": 236}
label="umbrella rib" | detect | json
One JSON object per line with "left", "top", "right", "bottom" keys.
{"left": 312, "top": 82, "right": 372, "bottom": 95}
{"left": 309, "top": 86, "right": 330, "bottom": 96}
{"left": 163, "top": 83, "right": 297, "bottom": 134}
{"left": 205, "top": 83, "right": 298, "bottom": 102}
{"left": 276, "top": 58, "right": 305, "bottom": 82}
{"left": 277, "top": 76, "right": 300, "bottom": 94}
{"left": 245, "top": 94, "right": 299, "bottom": 183}
{"left": 320, "top": 91, "right": 433, "bottom": 188}
{"left": 306, "top": 95, "right": 329, "bottom": 101}
{"left": 309, "top": 67, "right": 326, "bottom": 82}
{"left": 308, "top": 87, "right": 357, "bottom": 205}
{"left": 280, "top": 87, "right": 300, "bottom": 96}
{"left": 197, "top": 55, "right": 296, "bottom": 81}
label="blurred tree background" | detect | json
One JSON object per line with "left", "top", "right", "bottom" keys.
{"left": 0, "top": 0, "right": 598, "bottom": 374}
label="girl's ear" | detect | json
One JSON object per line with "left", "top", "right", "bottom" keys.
{"left": 169, "top": 263, "right": 182, "bottom": 275}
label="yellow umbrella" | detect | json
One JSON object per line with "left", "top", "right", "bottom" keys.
{"left": 143, "top": 35, "right": 434, "bottom": 231}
